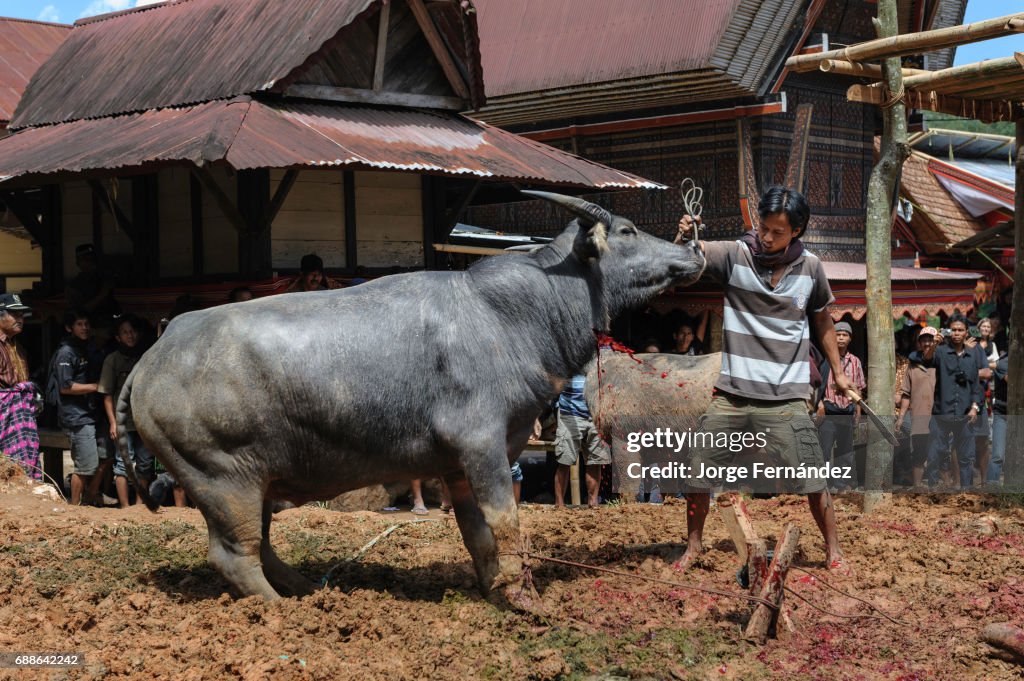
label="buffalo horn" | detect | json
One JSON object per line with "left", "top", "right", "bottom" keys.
{"left": 521, "top": 190, "right": 614, "bottom": 227}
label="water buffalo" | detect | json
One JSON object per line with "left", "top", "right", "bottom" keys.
{"left": 115, "top": 191, "right": 705, "bottom": 606}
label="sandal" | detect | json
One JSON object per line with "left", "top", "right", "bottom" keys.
{"left": 411, "top": 503, "right": 428, "bottom": 515}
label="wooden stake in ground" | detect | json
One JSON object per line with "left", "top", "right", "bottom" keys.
{"left": 744, "top": 523, "right": 800, "bottom": 644}
{"left": 717, "top": 492, "right": 758, "bottom": 564}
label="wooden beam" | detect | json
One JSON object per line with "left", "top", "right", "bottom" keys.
{"left": 1005, "top": 116, "right": 1024, "bottom": 490}
{"left": 343, "top": 170, "right": 357, "bottom": 272}
{"left": 373, "top": 0, "right": 391, "bottom": 92}
{"left": 88, "top": 179, "right": 136, "bottom": 243}
{"left": 284, "top": 84, "right": 464, "bottom": 110}
{"left": 786, "top": 12, "right": 1024, "bottom": 72}
{"left": 819, "top": 59, "right": 928, "bottom": 78}
{"left": 267, "top": 169, "right": 299, "bottom": 226}
{"left": 190, "top": 172, "right": 204, "bottom": 276}
{"left": 189, "top": 166, "right": 247, "bottom": 235}
{"left": 847, "top": 84, "right": 1023, "bottom": 123}
{"left": 0, "top": 191, "right": 45, "bottom": 245}
{"left": 405, "top": 0, "right": 470, "bottom": 101}
{"left": 433, "top": 243, "right": 511, "bottom": 257}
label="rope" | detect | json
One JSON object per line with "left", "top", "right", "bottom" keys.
{"left": 321, "top": 518, "right": 439, "bottom": 587}
{"left": 515, "top": 550, "right": 778, "bottom": 609}
{"left": 880, "top": 82, "right": 905, "bottom": 110}
{"left": 789, "top": 566, "right": 910, "bottom": 625}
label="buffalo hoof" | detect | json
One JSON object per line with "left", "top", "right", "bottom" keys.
{"left": 503, "top": 579, "right": 545, "bottom": 616}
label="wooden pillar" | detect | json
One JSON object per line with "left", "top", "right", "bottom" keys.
{"left": 863, "top": 0, "right": 908, "bottom": 510}
{"left": 422, "top": 175, "right": 438, "bottom": 271}
{"left": 189, "top": 173, "right": 204, "bottom": 277}
{"left": 343, "top": 170, "right": 357, "bottom": 273}
{"left": 237, "top": 168, "right": 271, "bottom": 279}
{"left": 131, "top": 175, "right": 159, "bottom": 284}
{"left": 1004, "top": 116, "right": 1024, "bottom": 490}
{"left": 40, "top": 185, "right": 62, "bottom": 296}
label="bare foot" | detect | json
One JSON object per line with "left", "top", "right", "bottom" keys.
{"left": 827, "top": 552, "right": 853, "bottom": 577}
{"left": 671, "top": 546, "right": 701, "bottom": 572}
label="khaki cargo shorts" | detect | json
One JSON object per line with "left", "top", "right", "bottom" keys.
{"left": 687, "top": 393, "right": 827, "bottom": 494}
{"left": 555, "top": 412, "right": 612, "bottom": 467}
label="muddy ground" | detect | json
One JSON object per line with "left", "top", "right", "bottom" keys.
{"left": 1, "top": 462, "right": 1022, "bottom": 680}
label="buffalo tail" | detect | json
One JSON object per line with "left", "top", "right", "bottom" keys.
{"left": 115, "top": 368, "right": 160, "bottom": 512}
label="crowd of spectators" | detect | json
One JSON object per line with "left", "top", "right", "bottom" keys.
{"left": 0, "top": 240, "right": 1017, "bottom": 508}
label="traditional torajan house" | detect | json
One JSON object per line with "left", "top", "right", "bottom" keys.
{"left": 458, "top": 0, "right": 984, "bottom": 346}
{"left": 901, "top": 128, "right": 1015, "bottom": 276}
{"left": 0, "top": 17, "right": 69, "bottom": 294}
{"left": 0, "top": 0, "right": 656, "bottom": 330}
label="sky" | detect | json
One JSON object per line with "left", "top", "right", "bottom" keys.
{"left": 1, "top": 0, "right": 161, "bottom": 23}
{"left": 0, "top": 0, "right": 1021, "bottom": 58}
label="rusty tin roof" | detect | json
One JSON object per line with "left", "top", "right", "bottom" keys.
{"left": 0, "top": 98, "right": 661, "bottom": 189}
{"left": 471, "top": 0, "right": 808, "bottom": 125}
{"left": 0, "top": 18, "right": 70, "bottom": 124}
{"left": 12, "top": 0, "right": 484, "bottom": 129}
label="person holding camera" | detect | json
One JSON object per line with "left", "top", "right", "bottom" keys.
{"left": 913, "top": 314, "right": 984, "bottom": 489}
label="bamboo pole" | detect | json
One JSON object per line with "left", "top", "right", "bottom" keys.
{"left": 786, "top": 12, "right": 1024, "bottom": 72}
{"left": 1005, "top": 116, "right": 1024, "bottom": 491}
{"left": 819, "top": 60, "right": 928, "bottom": 78}
{"left": 938, "top": 72, "right": 1024, "bottom": 96}
{"left": 847, "top": 55, "right": 1024, "bottom": 99}
{"left": 901, "top": 55, "right": 1023, "bottom": 90}
{"left": 863, "top": 0, "right": 905, "bottom": 511}
{"left": 847, "top": 86, "right": 1019, "bottom": 124}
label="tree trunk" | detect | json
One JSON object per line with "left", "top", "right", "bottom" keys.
{"left": 1005, "top": 117, "right": 1024, "bottom": 491}
{"left": 863, "top": 0, "right": 909, "bottom": 513}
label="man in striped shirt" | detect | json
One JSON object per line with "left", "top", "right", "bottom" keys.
{"left": 674, "top": 186, "right": 854, "bottom": 573}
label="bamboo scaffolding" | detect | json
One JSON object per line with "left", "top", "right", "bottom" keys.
{"left": 786, "top": 12, "right": 1024, "bottom": 72}
{"left": 818, "top": 59, "right": 928, "bottom": 78}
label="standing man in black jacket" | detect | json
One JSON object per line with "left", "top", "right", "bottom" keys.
{"left": 915, "top": 314, "right": 983, "bottom": 489}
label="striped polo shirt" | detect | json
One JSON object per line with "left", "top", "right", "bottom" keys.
{"left": 703, "top": 240, "right": 834, "bottom": 401}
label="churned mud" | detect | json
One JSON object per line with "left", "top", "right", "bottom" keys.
{"left": 1, "top": 462, "right": 1022, "bottom": 680}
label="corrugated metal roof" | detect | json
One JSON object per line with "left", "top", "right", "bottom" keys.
{"left": 0, "top": 98, "right": 661, "bottom": 189}
{"left": 0, "top": 17, "right": 70, "bottom": 124}
{"left": 12, "top": 0, "right": 484, "bottom": 129}
{"left": 474, "top": 0, "right": 744, "bottom": 97}
{"left": 472, "top": 0, "right": 807, "bottom": 125}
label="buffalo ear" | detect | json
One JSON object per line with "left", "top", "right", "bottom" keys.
{"left": 573, "top": 222, "right": 609, "bottom": 261}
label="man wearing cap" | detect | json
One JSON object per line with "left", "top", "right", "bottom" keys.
{"left": 896, "top": 327, "right": 938, "bottom": 488}
{"left": 816, "top": 321, "right": 867, "bottom": 490}
{"left": 0, "top": 294, "right": 41, "bottom": 479}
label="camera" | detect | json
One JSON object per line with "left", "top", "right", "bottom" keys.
{"left": 940, "top": 328, "right": 952, "bottom": 338}
{"left": 953, "top": 370, "right": 968, "bottom": 387}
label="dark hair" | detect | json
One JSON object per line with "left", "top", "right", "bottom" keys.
{"left": 111, "top": 314, "right": 139, "bottom": 335}
{"left": 300, "top": 253, "right": 324, "bottom": 274}
{"left": 947, "top": 313, "right": 969, "bottom": 329}
{"left": 228, "top": 286, "right": 253, "bottom": 303}
{"left": 63, "top": 308, "right": 90, "bottom": 328}
{"left": 758, "top": 186, "right": 810, "bottom": 237}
